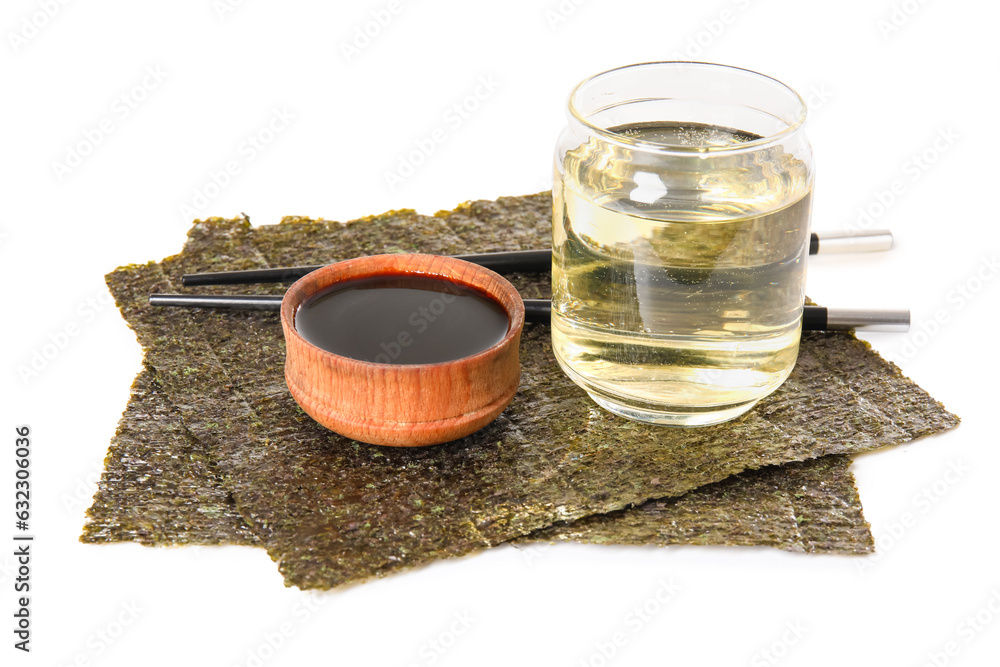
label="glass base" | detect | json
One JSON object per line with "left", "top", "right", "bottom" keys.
{"left": 587, "top": 392, "right": 760, "bottom": 427}
{"left": 553, "top": 350, "right": 782, "bottom": 427}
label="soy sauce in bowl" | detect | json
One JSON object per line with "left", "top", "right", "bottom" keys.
{"left": 294, "top": 275, "right": 510, "bottom": 365}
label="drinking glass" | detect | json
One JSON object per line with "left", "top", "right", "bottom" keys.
{"left": 551, "top": 62, "right": 813, "bottom": 426}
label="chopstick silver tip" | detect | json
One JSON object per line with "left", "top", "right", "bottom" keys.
{"left": 814, "top": 229, "right": 894, "bottom": 254}
{"left": 826, "top": 307, "right": 909, "bottom": 332}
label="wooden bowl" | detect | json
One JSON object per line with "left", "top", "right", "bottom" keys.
{"left": 280, "top": 254, "right": 525, "bottom": 447}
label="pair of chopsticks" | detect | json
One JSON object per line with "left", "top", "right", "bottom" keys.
{"left": 176, "top": 230, "right": 893, "bottom": 287}
{"left": 150, "top": 229, "right": 909, "bottom": 332}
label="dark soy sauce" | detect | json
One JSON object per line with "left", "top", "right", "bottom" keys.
{"left": 294, "top": 275, "right": 510, "bottom": 364}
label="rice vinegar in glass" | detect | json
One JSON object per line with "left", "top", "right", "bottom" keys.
{"left": 551, "top": 63, "right": 814, "bottom": 426}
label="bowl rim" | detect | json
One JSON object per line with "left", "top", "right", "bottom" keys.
{"left": 279, "top": 253, "right": 526, "bottom": 370}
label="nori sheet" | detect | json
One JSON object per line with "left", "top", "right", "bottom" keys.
{"left": 83, "top": 367, "right": 870, "bottom": 553}
{"left": 82, "top": 365, "right": 259, "bottom": 546}
{"left": 91, "top": 193, "right": 957, "bottom": 589}
{"left": 526, "top": 455, "right": 871, "bottom": 553}
{"left": 82, "top": 223, "right": 872, "bottom": 553}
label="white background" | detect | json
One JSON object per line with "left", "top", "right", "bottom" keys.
{"left": 2, "top": 1, "right": 998, "bottom": 665}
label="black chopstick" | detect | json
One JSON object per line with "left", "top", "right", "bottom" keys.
{"left": 149, "top": 294, "right": 285, "bottom": 311}
{"left": 181, "top": 249, "right": 552, "bottom": 287}
{"left": 180, "top": 230, "right": 894, "bottom": 287}
{"left": 148, "top": 294, "right": 909, "bottom": 332}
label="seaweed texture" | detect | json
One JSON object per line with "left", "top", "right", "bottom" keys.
{"left": 82, "top": 365, "right": 259, "bottom": 546}
{"left": 527, "top": 455, "right": 871, "bottom": 553}
{"left": 86, "top": 193, "right": 958, "bottom": 589}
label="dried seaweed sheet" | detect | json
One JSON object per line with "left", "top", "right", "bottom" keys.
{"left": 80, "top": 198, "right": 868, "bottom": 556}
{"left": 81, "top": 332, "right": 872, "bottom": 552}
{"left": 97, "top": 194, "right": 957, "bottom": 589}
{"left": 84, "top": 372, "right": 871, "bottom": 554}
{"left": 81, "top": 207, "right": 873, "bottom": 553}
{"left": 82, "top": 364, "right": 259, "bottom": 546}
{"left": 527, "top": 455, "right": 872, "bottom": 553}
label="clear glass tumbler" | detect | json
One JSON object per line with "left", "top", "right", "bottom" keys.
{"left": 551, "top": 62, "right": 814, "bottom": 427}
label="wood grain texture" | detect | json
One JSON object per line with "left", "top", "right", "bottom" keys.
{"left": 280, "top": 254, "right": 525, "bottom": 446}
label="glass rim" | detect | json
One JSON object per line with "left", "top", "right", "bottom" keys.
{"left": 567, "top": 61, "right": 808, "bottom": 154}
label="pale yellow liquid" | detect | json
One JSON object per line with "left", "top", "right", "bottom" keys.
{"left": 552, "top": 122, "right": 812, "bottom": 426}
